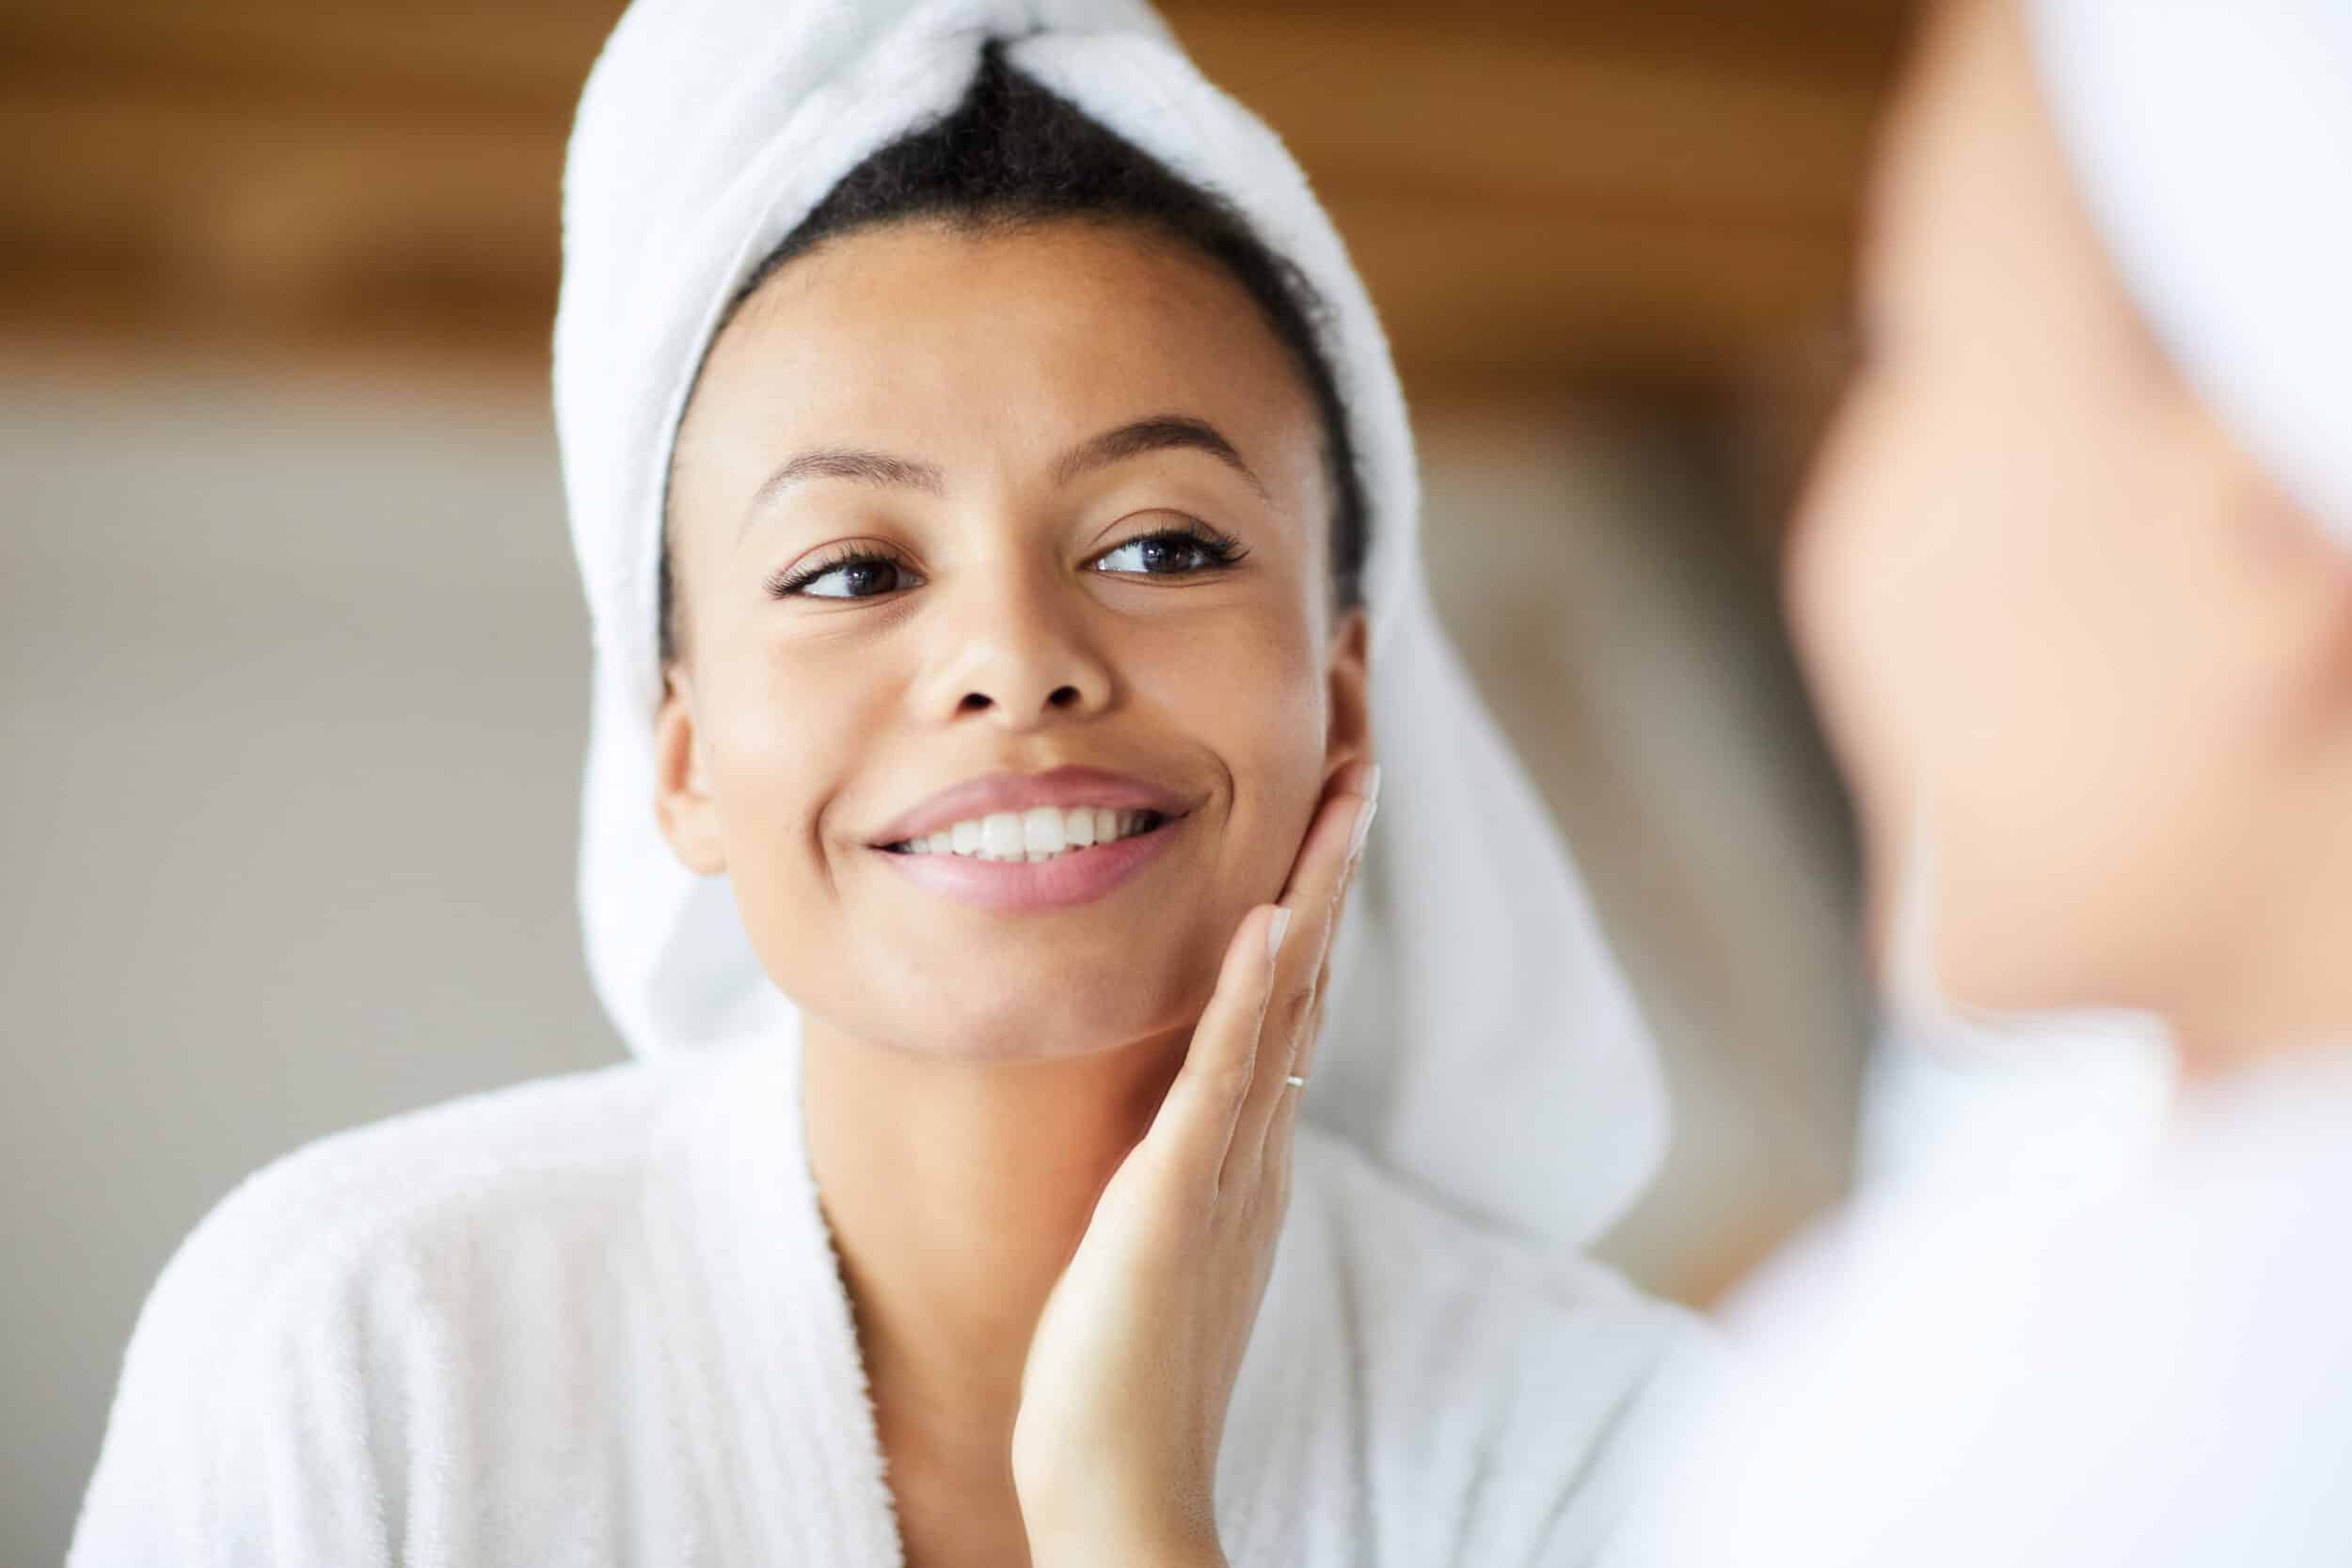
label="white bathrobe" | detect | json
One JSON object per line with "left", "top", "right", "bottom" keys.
{"left": 69, "top": 1038, "right": 1708, "bottom": 1566}
{"left": 1634, "top": 1044, "right": 2352, "bottom": 1567}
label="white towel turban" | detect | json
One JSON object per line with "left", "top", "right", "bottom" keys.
{"left": 2028, "top": 0, "right": 2352, "bottom": 548}
{"left": 553, "top": 0, "right": 1667, "bottom": 1249}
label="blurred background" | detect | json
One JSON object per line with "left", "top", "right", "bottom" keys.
{"left": 4, "top": 2, "right": 1915, "bottom": 1558}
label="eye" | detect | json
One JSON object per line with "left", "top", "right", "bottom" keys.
{"left": 767, "top": 548, "right": 920, "bottom": 600}
{"left": 1089, "top": 521, "right": 1248, "bottom": 578}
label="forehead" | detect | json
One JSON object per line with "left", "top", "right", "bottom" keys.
{"left": 677, "top": 218, "right": 1327, "bottom": 515}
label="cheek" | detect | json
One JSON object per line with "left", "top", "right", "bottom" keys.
{"left": 697, "top": 637, "right": 884, "bottom": 929}
{"left": 1093, "top": 607, "right": 1330, "bottom": 1046}
{"left": 1788, "top": 366, "right": 2073, "bottom": 968}
{"left": 1793, "top": 357, "right": 2249, "bottom": 1008}
{"left": 1135, "top": 604, "right": 1329, "bottom": 866}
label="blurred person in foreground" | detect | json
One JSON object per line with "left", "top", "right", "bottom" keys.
{"left": 1639, "top": 0, "right": 2352, "bottom": 1561}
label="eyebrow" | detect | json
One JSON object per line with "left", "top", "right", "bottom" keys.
{"left": 739, "top": 413, "right": 1267, "bottom": 538}
{"left": 739, "top": 449, "right": 946, "bottom": 533}
{"left": 1051, "top": 415, "right": 1269, "bottom": 499}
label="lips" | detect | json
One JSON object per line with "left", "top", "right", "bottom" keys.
{"left": 866, "top": 764, "right": 1191, "bottom": 848}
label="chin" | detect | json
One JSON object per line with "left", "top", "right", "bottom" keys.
{"left": 1860, "top": 810, "right": 2074, "bottom": 1018}
{"left": 827, "top": 959, "right": 1217, "bottom": 1064}
{"left": 1918, "top": 881, "right": 2121, "bottom": 1019}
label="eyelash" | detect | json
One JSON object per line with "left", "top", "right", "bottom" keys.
{"left": 762, "top": 519, "right": 1250, "bottom": 600}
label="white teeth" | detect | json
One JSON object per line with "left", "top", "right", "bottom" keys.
{"left": 1021, "top": 806, "right": 1066, "bottom": 856}
{"left": 897, "top": 803, "right": 1161, "bottom": 859}
{"left": 980, "top": 812, "right": 1025, "bottom": 860}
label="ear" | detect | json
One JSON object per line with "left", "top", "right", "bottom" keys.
{"left": 652, "top": 666, "right": 728, "bottom": 876}
{"left": 1321, "top": 605, "right": 1373, "bottom": 785}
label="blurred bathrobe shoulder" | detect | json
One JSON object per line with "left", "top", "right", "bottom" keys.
{"left": 69, "top": 1041, "right": 1710, "bottom": 1568}
{"left": 1637, "top": 1042, "right": 2352, "bottom": 1567}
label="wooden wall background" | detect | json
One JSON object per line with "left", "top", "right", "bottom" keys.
{"left": 0, "top": 0, "right": 1910, "bottom": 425}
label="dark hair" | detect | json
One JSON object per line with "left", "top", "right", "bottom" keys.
{"left": 659, "top": 41, "right": 1369, "bottom": 667}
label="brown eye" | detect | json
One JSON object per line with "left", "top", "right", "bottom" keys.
{"left": 1100, "top": 536, "right": 1207, "bottom": 575}
{"left": 1090, "top": 523, "right": 1248, "bottom": 578}
{"left": 811, "top": 559, "right": 901, "bottom": 597}
{"left": 770, "top": 551, "right": 917, "bottom": 599}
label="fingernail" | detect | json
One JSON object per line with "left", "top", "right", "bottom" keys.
{"left": 1346, "top": 795, "right": 1379, "bottom": 865}
{"left": 1266, "top": 907, "right": 1294, "bottom": 963}
{"left": 1361, "top": 763, "right": 1383, "bottom": 808}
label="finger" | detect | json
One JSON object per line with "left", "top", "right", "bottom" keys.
{"left": 1252, "top": 761, "right": 1377, "bottom": 1155}
{"left": 1137, "top": 900, "right": 1288, "bottom": 1195}
{"left": 1289, "top": 789, "right": 1372, "bottom": 1086}
{"left": 1244, "top": 760, "right": 1378, "bottom": 1133}
{"left": 1225, "top": 776, "right": 1358, "bottom": 1163}
{"left": 1230, "top": 761, "right": 1379, "bottom": 1166}
{"left": 1262, "top": 837, "right": 1360, "bottom": 1164}
{"left": 1265, "top": 948, "right": 1332, "bottom": 1156}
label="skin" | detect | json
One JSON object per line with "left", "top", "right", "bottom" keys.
{"left": 1788, "top": 0, "right": 2352, "bottom": 1077}
{"left": 652, "top": 215, "right": 1376, "bottom": 1567}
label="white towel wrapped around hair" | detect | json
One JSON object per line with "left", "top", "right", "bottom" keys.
{"left": 2029, "top": 0, "right": 2352, "bottom": 546}
{"left": 558, "top": 0, "right": 1669, "bottom": 1255}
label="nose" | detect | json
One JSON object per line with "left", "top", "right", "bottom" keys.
{"left": 914, "top": 557, "right": 1115, "bottom": 729}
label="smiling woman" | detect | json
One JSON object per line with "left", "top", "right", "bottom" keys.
{"left": 657, "top": 200, "right": 1358, "bottom": 1067}
{"left": 67, "top": 5, "right": 1708, "bottom": 1567}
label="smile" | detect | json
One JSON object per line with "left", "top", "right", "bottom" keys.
{"left": 885, "top": 805, "right": 1166, "bottom": 863}
{"left": 874, "top": 807, "right": 1184, "bottom": 911}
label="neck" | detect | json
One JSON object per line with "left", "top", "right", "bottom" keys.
{"left": 799, "top": 1017, "right": 1187, "bottom": 1446}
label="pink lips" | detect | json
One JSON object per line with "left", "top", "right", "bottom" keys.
{"left": 867, "top": 764, "right": 1192, "bottom": 912}
{"left": 866, "top": 765, "right": 1188, "bottom": 847}
{"left": 882, "top": 815, "right": 1183, "bottom": 910}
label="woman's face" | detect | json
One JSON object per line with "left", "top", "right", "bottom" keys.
{"left": 657, "top": 218, "right": 1367, "bottom": 1062}
{"left": 1788, "top": 0, "right": 2344, "bottom": 1015}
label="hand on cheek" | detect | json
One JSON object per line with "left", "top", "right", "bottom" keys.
{"left": 1010, "top": 759, "right": 1379, "bottom": 1568}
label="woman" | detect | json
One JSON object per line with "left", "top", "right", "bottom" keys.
{"left": 70, "top": 4, "right": 1701, "bottom": 1564}
{"left": 1642, "top": 0, "right": 2352, "bottom": 1560}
